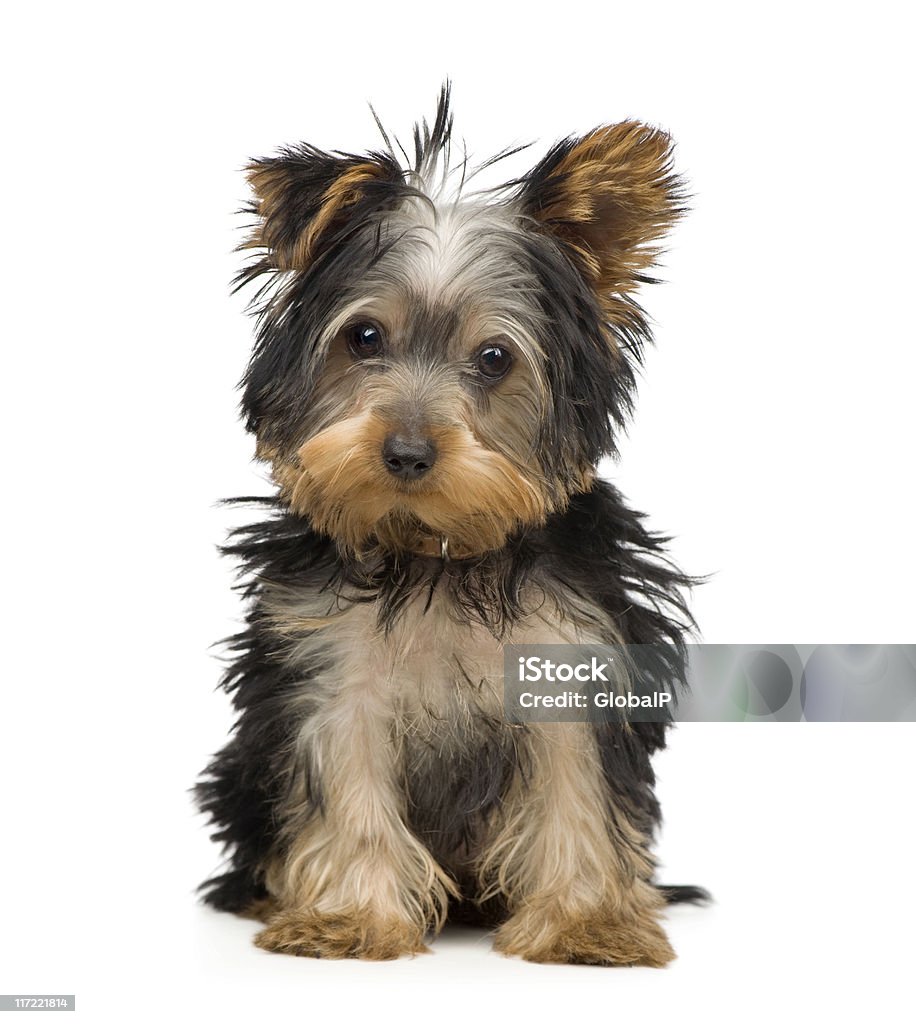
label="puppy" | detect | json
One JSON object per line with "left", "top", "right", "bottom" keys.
{"left": 197, "top": 86, "right": 703, "bottom": 965}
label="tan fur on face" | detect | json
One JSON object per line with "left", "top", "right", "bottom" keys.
{"left": 528, "top": 121, "right": 684, "bottom": 314}
{"left": 281, "top": 408, "right": 551, "bottom": 557}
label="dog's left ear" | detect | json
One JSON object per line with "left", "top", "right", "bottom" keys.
{"left": 516, "top": 122, "right": 685, "bottom": 296}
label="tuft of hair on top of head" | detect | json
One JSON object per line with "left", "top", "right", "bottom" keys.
{"left": 235, "top": 84, "right": 685, "bottom": 306}
{"left": 236, "top": 84, "right": 461, "bottom": 289}
{"left": 372, "top": 81, "right": 456, "bottom": 194}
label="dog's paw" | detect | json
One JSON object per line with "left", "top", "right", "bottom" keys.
{"left": 493, "top": 908, "right": 675, "bottom": 967}
{"left": 254, "top": 910, "right": 430, "bottom": 960}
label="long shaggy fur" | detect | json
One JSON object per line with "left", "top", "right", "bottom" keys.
{"left": 197, "top": 85, "right": 706, "bottom": 965}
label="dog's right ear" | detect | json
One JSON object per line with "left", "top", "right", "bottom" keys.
{"left": 244, "top": 147, "right": 406, "bottom": 272}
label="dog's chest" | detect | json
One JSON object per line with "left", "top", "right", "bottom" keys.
{"left": 328, "top": 592, "right": 510, "bottom": 725}
{"left": 276, "top": 575, "right": 607, "bottom": 730}
{"left": 272, "top": 576, "right": 614, "bottom": 859}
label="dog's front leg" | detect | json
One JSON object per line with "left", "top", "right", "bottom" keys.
{"left": 484, "top": 722, "right": 674, "bottom": 966}
{"left": 254, "top": 672, "right": 456, "bottom": 960}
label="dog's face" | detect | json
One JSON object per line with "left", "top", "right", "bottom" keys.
{"left": 240, "top": 96, "right": 683, "bottom": 557}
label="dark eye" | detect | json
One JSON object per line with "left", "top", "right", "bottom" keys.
{"left": 475, "top": 342, "right": 513, "bottom": 381}
{"left": 347, "top": 322, "right": 384, "bottom": 359}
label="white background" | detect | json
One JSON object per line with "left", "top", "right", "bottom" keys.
{"left": 2, "top": 2, "right": 914, "bottom": 1021}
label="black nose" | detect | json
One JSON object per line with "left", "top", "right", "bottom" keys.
{"left": 382, "top": 434, "right": 437, "bottom": 480}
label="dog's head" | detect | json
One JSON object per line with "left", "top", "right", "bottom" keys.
{"left": 239, "top": 88, "right": 684, "bottom": 558}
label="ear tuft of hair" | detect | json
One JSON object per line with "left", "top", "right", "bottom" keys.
{"left": 516, "top": 121, "right": 687, "bottom": 299}
{"left": 243, "top": 147, "right": 406, "bottom": 272}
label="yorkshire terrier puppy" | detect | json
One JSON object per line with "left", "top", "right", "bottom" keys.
{"left": 197, "top": 87, "right": 703, "bottom": 966}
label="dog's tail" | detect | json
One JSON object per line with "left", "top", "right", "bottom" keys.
{"left": 655, "top": 883, "right": 711, "bottom": 905}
